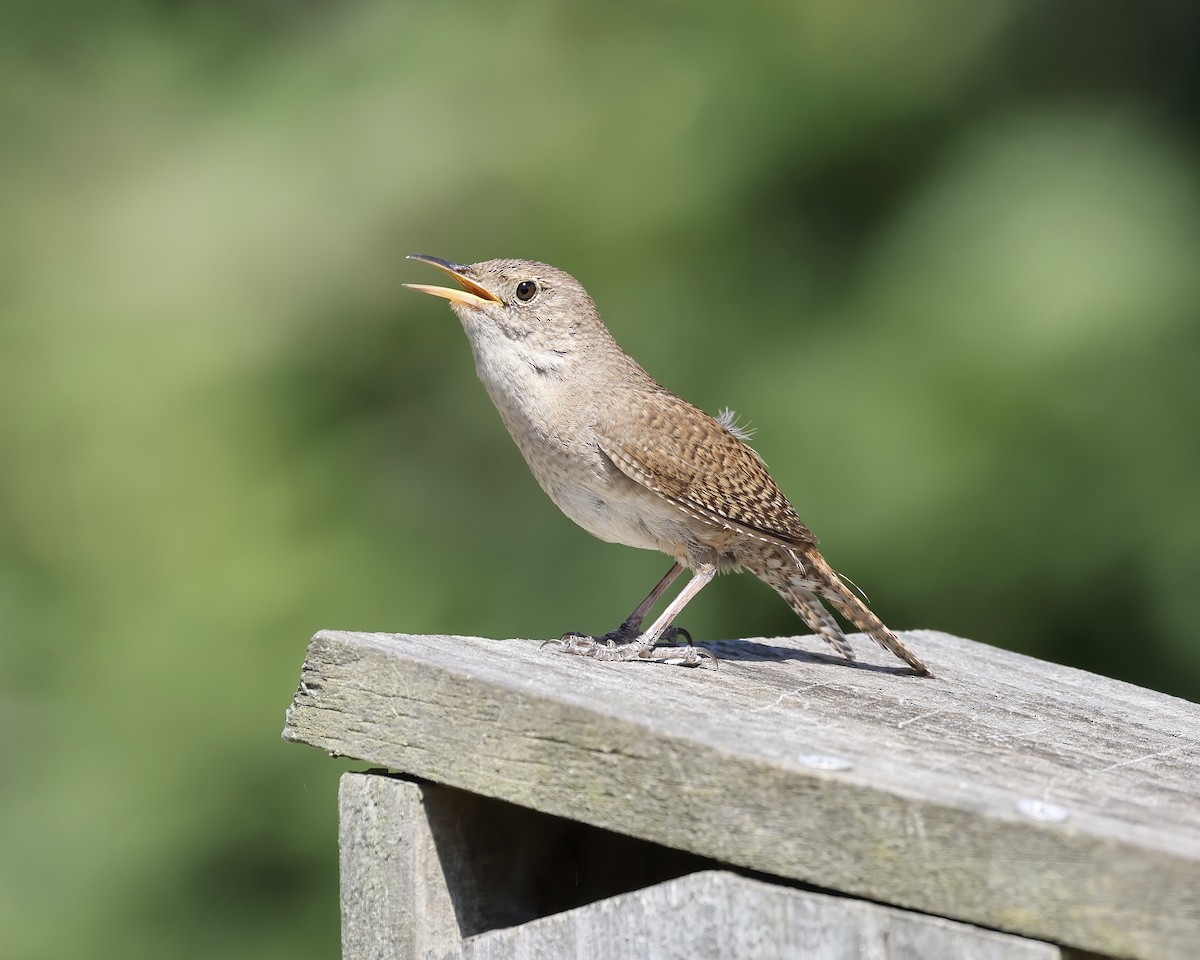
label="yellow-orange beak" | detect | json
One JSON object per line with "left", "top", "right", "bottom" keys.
{"left": 404, "top": 254, "right": 502, "bottom": 308}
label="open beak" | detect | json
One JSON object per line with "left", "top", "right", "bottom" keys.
{"left": 404, "top": 254, "right": 502, "bottom": 308}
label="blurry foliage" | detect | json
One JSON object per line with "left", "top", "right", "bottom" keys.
{"left": 1, "top": 1, "right": 1198, "bottom": 957}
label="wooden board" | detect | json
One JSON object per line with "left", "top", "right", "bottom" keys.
{"left": 450, "top": 871, "right": 1064, "bottom": 960}
{"left": 284, "top": 629, "right": 1200, "bottom": 959}
{"left": 338, "top": 775, "right": 1064, "bottom": 960}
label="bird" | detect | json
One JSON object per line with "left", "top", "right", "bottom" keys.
{"left": 405, "top": 255, "right": 931, "bottom": 675}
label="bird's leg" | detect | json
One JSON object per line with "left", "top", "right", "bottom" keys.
{"left": 553, "top": 561, "right": 683, "bottom": 647}
{"left": 550, "top": 564, "right": 718, "bottom": 667}
{"left": 632, "top": 563, "right": 715, "bottom": 657}
{"left": 599, "top": 561, "right": 684, "bottom": 642}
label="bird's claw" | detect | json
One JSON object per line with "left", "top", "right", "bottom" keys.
{"left": 543, "top": 632, "right": 602, "bottom": 657}
{"left": 643, "top": 644, "right": 717, "bottom": 668}
{"left": 643, "top": 628, "right": 716, "bottom": 667}
{"left": 660, "top": 625, "right": 692, "bottom": 645}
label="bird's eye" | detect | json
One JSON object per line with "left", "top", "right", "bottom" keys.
{"left": 515, "top": 280, "right": 538, "bottom": 302}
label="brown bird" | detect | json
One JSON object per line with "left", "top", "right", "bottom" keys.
{"left": 406, "top": 255, "right": 931, "bottom": 675}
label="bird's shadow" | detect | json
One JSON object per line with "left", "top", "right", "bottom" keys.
{"left": 671, "top": 637, "right": 919, "bottom": 676}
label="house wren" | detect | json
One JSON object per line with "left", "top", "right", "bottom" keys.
{"left": 406, "top": 255, "right": 931, "bottom": 675}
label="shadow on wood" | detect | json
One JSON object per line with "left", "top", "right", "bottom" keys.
{"left": 389, "top": 773, "right": 717, "bottom": 936}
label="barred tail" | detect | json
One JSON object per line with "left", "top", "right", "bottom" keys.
{"left": 782, "top": 583, "right": 857, "bottom": 663}
{"left": 805, "top": 549, "right": 932, "bottom": 676}
{"left": 751, "top": 546, "right": 932, "bottom": 676}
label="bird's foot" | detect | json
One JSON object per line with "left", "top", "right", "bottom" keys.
{"left": 542, "top": 627, "right": 716, "bottom": 668}
{"left": 595, "top": 618, "right": 642, "bottom": 645}
{"left": 639, "top": 641, "right": 718, "bottom": 668}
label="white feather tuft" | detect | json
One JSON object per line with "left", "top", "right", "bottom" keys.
{"left": 715, "top": 407, "right": 756, "bottom": 441}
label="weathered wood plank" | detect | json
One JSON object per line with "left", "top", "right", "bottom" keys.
{"left": 339, "top": 772, "right": 460, "bottom": 960}
{"left": 285, "top": 629, "right": 1200, "bottom": 959}
{"left": 340, "top": 770, "right": 715, "bottom": 958}
{"left": 452, "top": 871, "right": 1063, "bottom": 960}
{"left": 341, "top": 773, "right": 1063, "bottom": 960}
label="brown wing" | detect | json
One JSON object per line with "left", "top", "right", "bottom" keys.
{"left": 595, "top": 388, "right": 818, "bottom": 548}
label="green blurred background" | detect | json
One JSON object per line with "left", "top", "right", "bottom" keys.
{"left": 3, "top": 1, "right": 1198, "bottom": 956}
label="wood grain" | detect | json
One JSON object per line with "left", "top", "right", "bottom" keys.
{"left": 285, "top": 629, "right": 1200, "bottom": 959}
{"left": 453, "top": 869, "right": 1063, "bottom": 960}
{"left": 341, "top": 774, "right": 1063, "bottom": 960}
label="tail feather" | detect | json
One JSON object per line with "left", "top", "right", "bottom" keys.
{"left": 750, "top": 546, "right": 932, "bottom": 676}
{"left": 784, "top": 587, "right": 857, "bottom": 663}
{"left": 806, "top": 550, "right": 932, "bottom": 676}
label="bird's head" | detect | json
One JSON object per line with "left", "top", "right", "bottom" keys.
{"left": 405, "top": 255, "right": 605, "bottom": 355}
